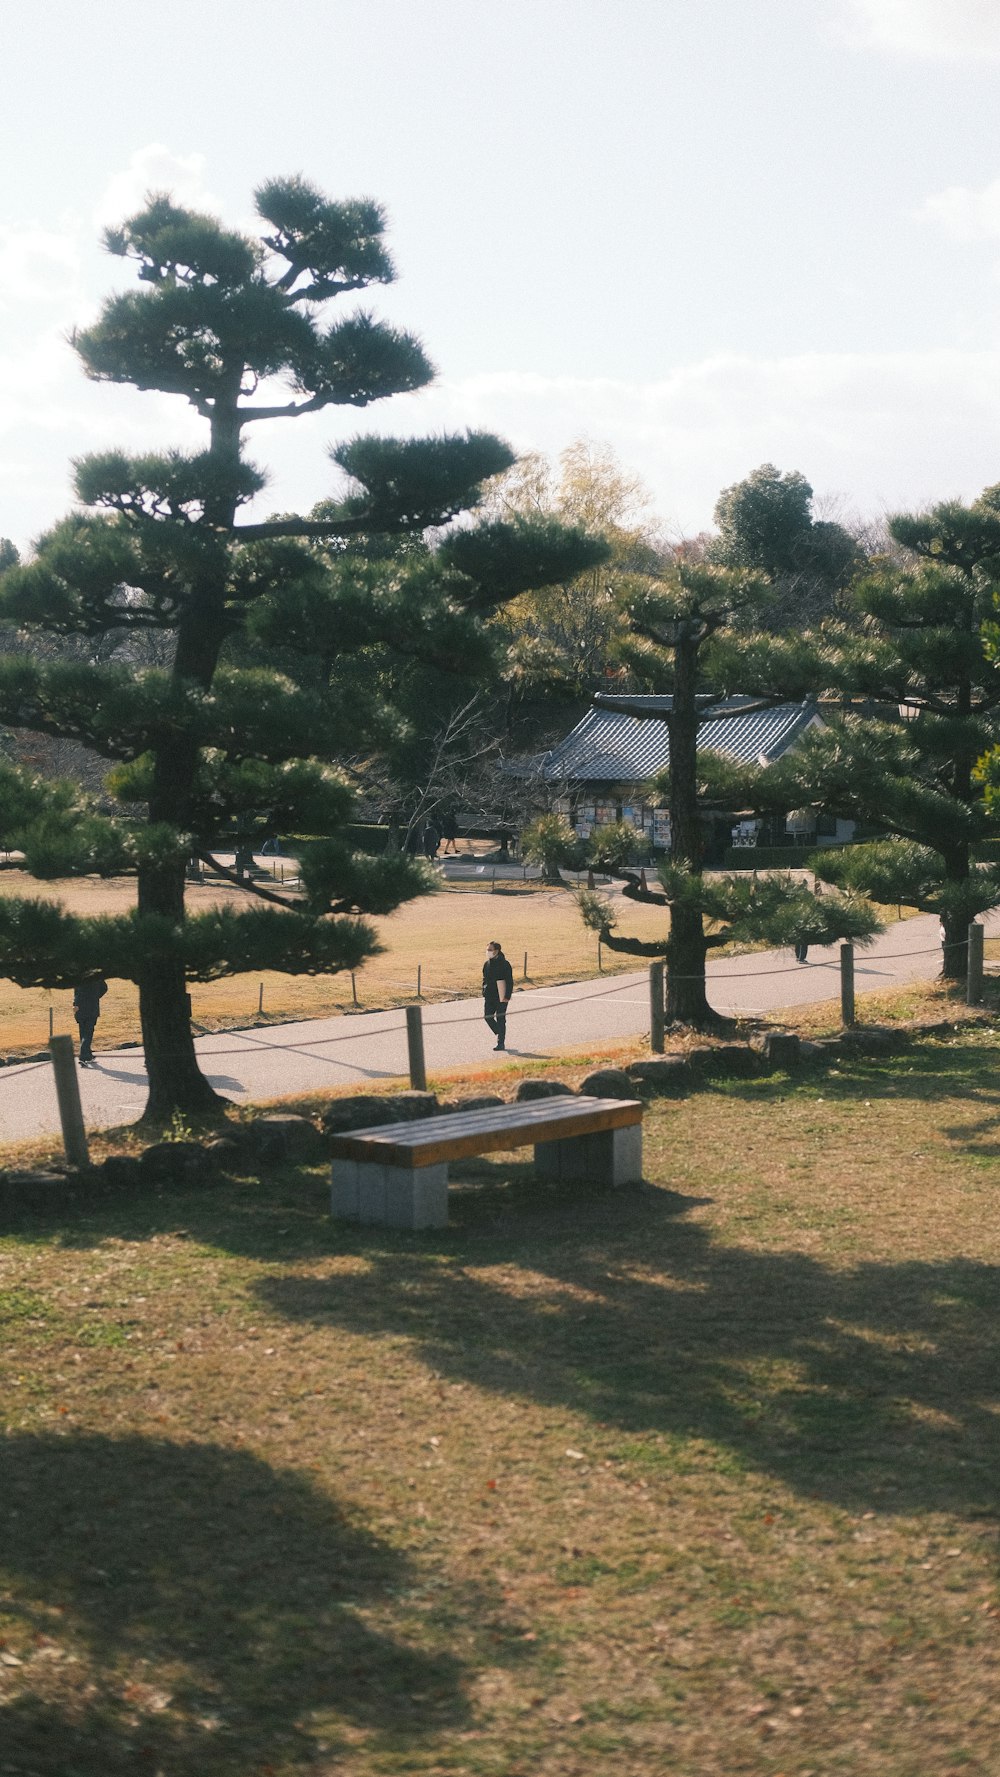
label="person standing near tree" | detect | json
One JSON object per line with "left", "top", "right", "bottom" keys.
{"left": 482, "top": 940, "right": 513, "bottom": 1051}
{"left": 72, "top": 976, "right": 108, "bottom": 1066}
{"left": 441, "top": 809, "right": 459, "bottom": 855}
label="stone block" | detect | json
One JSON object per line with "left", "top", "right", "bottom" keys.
{"left": 578, "top": 1068, "right": 634, "bottom": 1098}
{"left": 748, "top": 1031, "right": 802, "bottom": 1069}
{"left": 138, "top": 1141, "right": 212, "bottom": 1183}
{"left": 357, "top": 1162, "right": 388, "bottom": 1224}
{"left": 385, "top": 1162, "right": 449, "bottom": 1230}
{"left": 840, "top": 1026, "right": 905, "bottom": 1057}
{"left": 534, "top": 1122, "right": 642, "bottom": 1187}
{"left": 384, "top": 1091, "right": 440, "bottom": 1122}
{"left": 627, "top": 1057, "right": 692, "bottom": 1094}
{"left": 331, "top": 1158, "right": 361, "bottom": 1221}
{"left": 322, "top": 1095, "right": 394, "bottom": 1135}
{"left": 687, "top": 1044, "right": 762, "bottom": 1078}
{"left": 515, "top": 1079, "right": 574, "bottom": 1102}
{"left": 251, "top": 1114, "right": 324, "bottom": 1160}
{"left": 441, "top": 1094, "right": 505, "bottom": 1113}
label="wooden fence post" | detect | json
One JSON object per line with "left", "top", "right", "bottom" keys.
{"left": 840, "top": 942, "right": 855, "bottom": 1028}
{"left": 967, "top": 920, "right": 984, "bottom": 1006}
{"left": 649, "top": 961, "right": 665, "bottom": 1053}
{"left": 405, "top": 1004, "right": 427, "bottom": 1091}
{"left": 49, "top": 1035, "right": 90, "bottom": 1169}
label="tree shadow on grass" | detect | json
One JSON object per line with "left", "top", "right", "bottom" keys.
{"left": 255, "top": 1166, "right": 1000, "bottom": 1526}
{"left": 0, "top": 1433, "right": 483, "bottom": 1776}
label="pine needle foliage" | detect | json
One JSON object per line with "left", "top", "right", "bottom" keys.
{"left": 0, "top": 178, "right": 604, "bottom": 1120}
{"left": 766, "top": 488, "right": 1000, "bottom": 976}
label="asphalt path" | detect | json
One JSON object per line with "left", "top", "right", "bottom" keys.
{"left": 2, "top": 911, "right": 980, "bottom": 1150}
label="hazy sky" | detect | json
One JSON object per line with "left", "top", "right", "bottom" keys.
{"left": 3, "top": 0, "right": 1000, "bottom": 548}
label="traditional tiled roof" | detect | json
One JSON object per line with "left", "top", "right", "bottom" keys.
{"left": 530, "top": 695, "right": 821, "bottom": 785}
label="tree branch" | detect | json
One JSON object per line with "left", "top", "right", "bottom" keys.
{"left": 197, "top": 850, "right": 307, "bottom": 909}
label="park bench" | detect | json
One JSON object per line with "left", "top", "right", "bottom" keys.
{"left": 330, "top": 1094, "right": 644, "bottom": 1230}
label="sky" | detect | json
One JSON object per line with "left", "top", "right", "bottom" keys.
{"left": 3, "top": 0, "right": 1000, "bottom": 549}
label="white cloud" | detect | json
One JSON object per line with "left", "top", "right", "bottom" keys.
{"left": 5, "top": 344, "right": 1000, "bottom": 552}
{"left": 339, "top": 349, "right": 1000, "bottom": 537}
{"left": 93, "top": 144, "right": 219, "bottom": 228}
{"left": 917, "top": 174, "right": 1000, "bottom": 241}
{"left": 0, "top": 223, "right": 81, "bottom": 309}
{"left": 833, "top": 0, "right": 1000, "bottom": 59}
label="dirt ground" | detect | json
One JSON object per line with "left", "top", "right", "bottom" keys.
{"left": 0, "top": 866, "right": 668, "bottom": 1058}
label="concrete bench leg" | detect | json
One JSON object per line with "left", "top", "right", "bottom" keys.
{"left": 534, "top": 1123, "right": 642, "bottom": 1187}
{"left": 331, "top": 1158, "right": 449, "bottom": 1229}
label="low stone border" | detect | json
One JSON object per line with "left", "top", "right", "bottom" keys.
{"left": 0, "top": 1014, "right": 991, "bottom": 1205}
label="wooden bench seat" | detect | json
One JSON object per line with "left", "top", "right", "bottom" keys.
{"left": 330, "top": 1095, "right": 643, "bottom": 1229}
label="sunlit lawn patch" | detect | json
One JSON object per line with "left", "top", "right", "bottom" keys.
{"left": 2, "top": 1035, "right": 1000, "bottom": 1773}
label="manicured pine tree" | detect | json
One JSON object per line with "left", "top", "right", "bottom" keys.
{"left": 577, "top": 563, "right": 879, "bottom": 1026}
{"left": 0, "top": 181, "right": 604, "bottom": 1121}
{"left": 765, "top": 490, "right": 1000, "bottom": 978}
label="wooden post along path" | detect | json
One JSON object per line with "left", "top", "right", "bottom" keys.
{"left": 840, "top": 942, "right": 855, "bottom": 1028}
{"left": 49, "top": 1035, "right": 90, "bottom": 1169}
{"left": 649, "top": 961, "right": 665, "bottom": 1053}
{"left": 405, "top": 1004, "right": 427, "bottom": 1091}
{"left": 967, "top": 920, "right": 984, "bottom": 1006}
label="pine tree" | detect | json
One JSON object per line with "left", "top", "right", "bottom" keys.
{"left": 765, "top": 490, "right": 1000, "bottom": 978}
{"left": 579, "top": 563, "right": 878, "bottom": 1025}
{"left": 710, "top": 463, "right": 860, "bottom": 628}
{"left": 0, "top": 180, "right": 603, "bottom": 1121}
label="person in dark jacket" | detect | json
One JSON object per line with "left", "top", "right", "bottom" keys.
{"left": 482, "top": 941, "right": 513, "bottom": 1050}
{"left": 73, "top": 977, "right": 108, "bottom": 1066}
{"left": 441, "top": 809, "right": 459, "bottom": 855}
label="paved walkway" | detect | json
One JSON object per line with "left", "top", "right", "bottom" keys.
{"left": 0, "top": 913, "right": 979, "bottom": 1148}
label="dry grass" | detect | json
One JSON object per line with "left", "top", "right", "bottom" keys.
{"left": 0, "top": 870, "right": 669, "bottom": 1060}
{"left": 2, "top": 1029, "right": 1000, "bottom": 1774}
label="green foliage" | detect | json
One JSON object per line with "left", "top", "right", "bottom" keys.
{"left": 810, "top": 838, "right": 1000, "bottom": 924}
{"left": 520, "top": 813, "right": 586, "bottom": 879}
{"left": 0, "top": 898, "right": 380, "bottom": 990}
{"left": 333, "top": 432, "right": 515, "bottom": 528}
{"left": 482, "top": 439, "right": 654, "bottom": 697}
{"left": 588, "top": 820, "right": 642, "bottom": 869}
{"left": 576, "top": 887, "right": 618, "bottom": 934}
{"left": 710, "top": 462, "right": 860, "bottom": 624}
{"left": 296, "top": 842, "right": 430, "bottom": 917}
{"left": 2, "top": 179, "right": 627, "bottom": 1116}
{"left": 440, "top": 516, "right": 610, "bottom": 610}
{"left": 698, "top": 871, "right": 882, "bottom": 949}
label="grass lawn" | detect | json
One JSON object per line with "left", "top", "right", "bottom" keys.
{"left": 2, "top": 1033, "right": 1000, "bottom": 1773}
{"left": 0, "top": 871, "right": 671, "bottom": 1061}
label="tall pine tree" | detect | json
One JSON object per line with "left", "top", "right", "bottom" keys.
{"left": 580, "top": 563, "right": 878, "bottom": 1025}
{"left": 0, "top": 181, "right": 603, "bottom": 1121}
{"left": 763, "top": 490, "right": 1000, "bottom": 977}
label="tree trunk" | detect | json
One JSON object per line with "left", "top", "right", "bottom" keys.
{"left": 940, "top": 845, "right": 971, "bottom": 982}
{"left": 664, "top": 629, "right": 717, "bottom": 1026}
{"left": 138, "top": 959, "right": 224, "bottom": 1123}
{"left": 131, "top": 397, "right": 242, "bottom": 1123}
{"left": 666, "top": 898, "right": 716, "bottom": 1025}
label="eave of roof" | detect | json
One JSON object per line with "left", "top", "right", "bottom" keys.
{"left": 529, "top": 696, "right": 820, "bottom": 784}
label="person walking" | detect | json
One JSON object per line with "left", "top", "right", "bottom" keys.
{"left": 794, "top": 938, "right": 809, "bottom": 963}
{"left": 423, "top": 820, "right": 441, "bottom": 861}
{"left": 73, "top": 976, "right": 108, "bottom": 1066}
{"left": 482, "top": 940, "right": 513, "bottom": 1051}
{"left": 441, "top": 809, "right": 459, "bottom": 855}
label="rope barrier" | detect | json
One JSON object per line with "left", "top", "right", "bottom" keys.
{"left": 0, "top": 939, "right": 963, "bottom": 1087}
